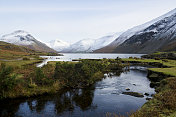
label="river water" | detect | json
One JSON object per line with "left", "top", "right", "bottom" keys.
{"left": 0, "top": 66, "right": 155, "bottom": 117}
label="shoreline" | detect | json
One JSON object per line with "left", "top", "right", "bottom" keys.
{"left": 0, "top": 55, "right": 176, "bottom": 116}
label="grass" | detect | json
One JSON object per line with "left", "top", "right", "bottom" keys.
{"left": 0, "top": 60, "right": 42, "bottom": 68}
{"left": 0, "top": 41, "right": 62, "bottom": 99}
{"left": 122, "top": 54, "right": 176, "bottom": 117}
{"left": 130, "top": 77, "right": 176, "bottom": 117}
{"left": 149, "top": 67, "right": 176, "bottom": 77}
{"left": 1, "top": 45, "right": 176, "bottom": 116}
{"left": 4, "top": 81, "right": 62, "bottom": 98}
{"left": 122, "top": 58, "right": 176, "bottom": 67}
{"left": 0, "top": 50, "right": 29, "bottom": 59}
{"left": 122, "top": 58, "right": 176, "bottom": 77}
{"left": 152, "top": 51, "right": 176, "bottom": 55}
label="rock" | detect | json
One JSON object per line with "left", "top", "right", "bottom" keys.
{"left": 144, "top": 93, "right": 149, "bottom": 96}
{"left": 126, "top": 88, "right": 130, "bottom": 91}
{"left": 149, "top": 73, "right": 159, "bottom": 78}
{"left": 146, "top": 97, "right": 152, "bottom": 100}
{"left": 122, "top": 92, "right": 144, "bottom": 98}
{"left": 151, "top": 94, "right": 155, "bottom": 97}
{"left": 150, "top": 82, "right": 160, "bottom": 88}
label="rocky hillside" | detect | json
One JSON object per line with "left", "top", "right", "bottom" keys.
{"left": 95, "top": 8, "right": 176, "bottom": 54}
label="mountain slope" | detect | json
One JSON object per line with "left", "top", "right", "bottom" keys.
{"left": 46, "top": 40, "right": 70, "bottom": 52}
{"left": 95, "top": 8, "right": 176, "bottom": 53}
{"left": 0, "top": 30, "right": 56, "bottom": 53}
{"left": 0, "top": 41, "right": 36, "bottom": 53}
{"left": 0, "top": 41, "right": 38, "bottom": 59}
{"left": 63, "top": 32, "right": 122, "bottom": 53}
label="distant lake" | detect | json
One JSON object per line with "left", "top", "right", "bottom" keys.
{"left": 0, "top": 66, "right": 154, "bottom": 117}
{"left": 37, "top": 53, "right": 145, "bottom": 67}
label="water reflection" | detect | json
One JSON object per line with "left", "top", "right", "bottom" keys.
{"left": 54, "top": 87, "right": 96, "bottom": 114}
{"left": 0, "top": 87, "right": 97, "bottom": 117}
{"left": 0, "top": 67, "right": 155, "bottom": 117}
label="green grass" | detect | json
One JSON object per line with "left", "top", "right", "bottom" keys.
{"left": 5, "top": 81, "right": 62, "bottom": 98}
{"left": 130, "top": 77, "right": 176, "bottom": 117}
{"left": 122, "top": 58, "right": 176, "bottom": 67}
{"left": 122, "top": 54, "right": 176, "bottom": 117}
{"left": 148, "top": 67, "right": 176, "bottom": 77}
{"left": 122, "top": 58, "right": 176, "bottom": 76}
{"left": 0, "top": 59, "right": 42, "bottom": 68}
{"left": 153, "top": 51, "right": 176, "bottom": 55}
{"left": 122, "top": 58, "right": 161, "bottom": 62}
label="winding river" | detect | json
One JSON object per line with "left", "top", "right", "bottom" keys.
{"left": 0, "top": 66, "right": 155, "bottom": 117}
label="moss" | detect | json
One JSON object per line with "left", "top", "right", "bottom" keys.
{"left": 149, "top": 73, "right": 159, "bottom": 78}
{"left": 122, "top": 92, "right": 144, "bottom": 98}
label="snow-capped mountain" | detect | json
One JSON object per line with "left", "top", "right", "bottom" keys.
{"left": 95, "top": 8, "right": 176, "bottom": 53}
{"left": 46, "top": 40, "right": 70, "bottom": 52}
{"left": 62, "top": 32, "right": 122, "bottom": 53}
{"left": 0, "top": 30, "right": 56, "bottom": 53}
{"left": 62, "top": 38, "right": 94, "bottom": 52}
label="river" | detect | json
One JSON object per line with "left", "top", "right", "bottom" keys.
{"left": 0, "top": 66, "right": 155, "bottom": 117}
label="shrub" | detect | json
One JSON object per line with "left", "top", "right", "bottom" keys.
{"left": 0, "top": 63, "right": 17, "bottom": 96}
{"left": 54, "top": 60, "right": 106, "bottom": 87}
{"left": 23, "top": 57, "right": 30, "bottom": 60}
{"left": 155, "top": 57, "right": 160, "bottom": 60}
{"left": 35, "top": 68, "right": 53, "bottom": 86}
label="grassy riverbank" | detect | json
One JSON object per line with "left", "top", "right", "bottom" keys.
{"left": 0, "top": 58, "right": 123, "bottom": 99}
{"left": 130, "top": 77, "right": 176, "bottom": 117}
{"left": 0, "top": 45, "right": 176, "bottom": 116}
{"left": 121, "top": 52, "right": 176, "bottom": 117}
{"left": 122, "top": 58, "right": 176, "bottom": 77}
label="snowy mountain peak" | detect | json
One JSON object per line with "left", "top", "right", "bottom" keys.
{"left": 46, "top": 39, "right": 70, "bottom": 52}
{"left": 0, "top": 30, "right": 56, "bottom": 53}
{"left": 111, "top": 8, "right": 176, "bottom": 47}
{"left": 96, "top": 8, "right": 176, "bottom": 53}
{"left": 62, "top": 32, "right": 123, "bottom": 53}
{"left": 1, "top": 30, "right": 36, "bottom": 45}
{"left": 2, "top": 30, "right": 31, "bottom": 38}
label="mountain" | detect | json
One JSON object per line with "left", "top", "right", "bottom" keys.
{"left": 0, "top": 30, "right": 56, "bottom": 53}
{"left": 62, "top": 32, "right": 122, "bottom": 53}
{"left": 0, "top": 41, "right": 36, "bottom": 53}
{"left": 46, "top": 40, "right": 70, "bottom": 52}
{"left": 95, "top": 8, "right": 176, "bottom": 53}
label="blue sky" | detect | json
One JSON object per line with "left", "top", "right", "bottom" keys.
{"left": 0, "top": 0, "right": 175, "bottom": 43}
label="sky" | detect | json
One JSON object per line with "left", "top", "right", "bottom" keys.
{"left": 0, "top": 0, "right": 176, "bottom": 43}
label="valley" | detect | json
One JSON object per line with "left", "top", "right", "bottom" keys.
{"left": 0, "top": 2, "right": 176, "bottom": 117}
{"left": 0, "top": 42, "right": 175, "bottom": 116}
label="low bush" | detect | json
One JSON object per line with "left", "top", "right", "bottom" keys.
{"left": 54, "top": 60, "right": 109, "bottom": 87}
{"left": 23, "top": 57, "right": 30, "bottom": 60}
{"left": 0, "top": 63, "right": 17, "bottom": 97}
{"left": 34, "top": 68, "right": 53, "bottom": 86}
